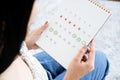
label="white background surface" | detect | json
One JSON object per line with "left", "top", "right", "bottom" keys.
{"left": 95, "top": 0, "right": 120, "bottom": 80}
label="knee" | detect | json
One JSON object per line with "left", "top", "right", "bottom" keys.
{"left": 94, "top": 50, "right": 110, "bottom": 78}
{"left": 95, "top": 51, "right": 109, "bottom": 63}
{"left": 95, "top": 51, "right": 109, "bottom": 65}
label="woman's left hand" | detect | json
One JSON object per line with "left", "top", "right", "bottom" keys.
{"left": 25, "top": 21, "right": 48, "bottom": 50}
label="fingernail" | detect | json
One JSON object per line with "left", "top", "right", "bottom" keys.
{"left": 45, "top": 21, "right": 48, "bottom": 24}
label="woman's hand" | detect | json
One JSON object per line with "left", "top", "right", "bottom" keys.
{"left": 64, "top": 40, "right": 95, "bottom": 80}
{"left": 25, "top": 21, "right": 48, "bottom": 50}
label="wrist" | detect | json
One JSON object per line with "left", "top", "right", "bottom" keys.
{"left": 25, "top": 39, "right": 32, "bottom": 50}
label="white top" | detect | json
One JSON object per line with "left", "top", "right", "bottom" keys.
{"left": 20, "top": 41, "right": 48, "bottom": 80}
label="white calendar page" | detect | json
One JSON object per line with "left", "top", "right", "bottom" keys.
{"left": 36, "top": 0, "right": 111, "bottom": 69}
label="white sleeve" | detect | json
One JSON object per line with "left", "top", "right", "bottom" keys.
{"left": 20, "top": 41, "right": 48, "bottom": 80}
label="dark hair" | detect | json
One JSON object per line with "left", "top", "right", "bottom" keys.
{"left": 0, "top": 0, "right": 34, "bottom": 74}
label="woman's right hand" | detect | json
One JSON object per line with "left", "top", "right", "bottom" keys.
{"left": 64, "top": 40, "right": 95, "bottom": 80}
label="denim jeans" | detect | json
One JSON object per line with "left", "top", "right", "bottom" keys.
{"left": 34, "top": 51, "right": 109, "bottom": 80}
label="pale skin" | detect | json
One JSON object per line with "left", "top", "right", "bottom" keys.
{"left": 25, "top": 21, "right": 95, "bottom": 80}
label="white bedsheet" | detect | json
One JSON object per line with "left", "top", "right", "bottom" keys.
{"left": 95, "top": 1, "right": 120, "bottom": 80}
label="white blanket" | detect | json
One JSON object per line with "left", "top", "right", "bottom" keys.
{"left": 95, "top": 1, "right": 120, "bottom": 80}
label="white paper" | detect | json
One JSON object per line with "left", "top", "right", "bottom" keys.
{"left": 36, "top": 0, "right": 111, "bottom": 69}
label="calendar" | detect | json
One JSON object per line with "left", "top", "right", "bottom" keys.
{"left": 36, "top": 0, "right": 111, "bottom": 69}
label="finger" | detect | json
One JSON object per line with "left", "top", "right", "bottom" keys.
{"left": 36, "top": 21, "right": 49, "bottom": 34}
{"left": 90, "top": 39, "right": 95, "bottom": 53}
{"left": 41, "top": 21, "right": 49, "bottom": 31}
{"left": 87, "top": 47, "right": 90, "bottom": 53}
{"left": 76, "top": 46, "right": 88, "bottom": 60}
{"left": 87, "top": 39, "right": 95, "bottom": 64}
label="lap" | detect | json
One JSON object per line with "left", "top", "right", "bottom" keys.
{"left": 33, "top": 50, "right": 109, "bottom": 80}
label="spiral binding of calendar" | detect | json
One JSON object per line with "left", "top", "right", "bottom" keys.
{"left": 88, "top": 0, "right": 110, "bottom": 13}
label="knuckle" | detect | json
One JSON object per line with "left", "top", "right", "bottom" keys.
{"left": 80, "top": 46, "right": 87, "bottom": 53}
{"left": 90, "top": 65, "right": 94, "bottom": 71}
{"left": 73, "top": 57, "right": 79, "bottom": 62}
{"left": 86, "top": 63, "right": 94, "bottom": 71}
{"left": 80, "top": 49, "right": 85, "bottom": 53}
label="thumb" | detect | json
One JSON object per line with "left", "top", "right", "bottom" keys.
{"left": 75, "top": 46, "right": 87, "bottom": 61}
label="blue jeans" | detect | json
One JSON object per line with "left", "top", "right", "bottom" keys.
{"left": 34, "top": 51, "right": 109, "bottom": 80}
